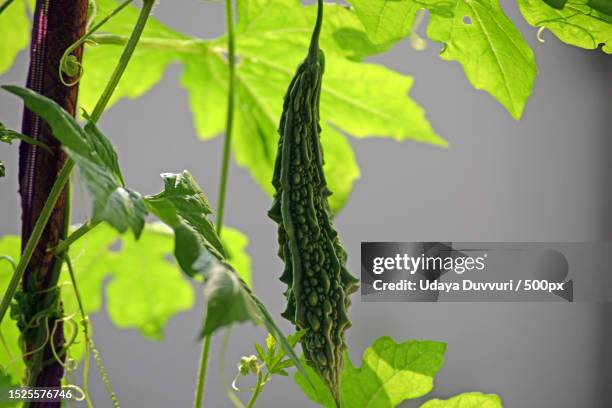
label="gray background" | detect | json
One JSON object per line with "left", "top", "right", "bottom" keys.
{"left": 1, "top": 1, "right": 611, "bottom": 407}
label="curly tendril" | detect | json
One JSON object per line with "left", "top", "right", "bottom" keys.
{"left": 59, "top": 0, "right": 134, "bottom": 86}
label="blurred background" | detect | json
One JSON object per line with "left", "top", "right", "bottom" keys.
{"left": 0, "top": 1, "right": 611, "bottom": 407}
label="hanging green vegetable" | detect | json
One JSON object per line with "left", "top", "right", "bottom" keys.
{"left": 268, "top": 0, "right": 359, "bottom": 403}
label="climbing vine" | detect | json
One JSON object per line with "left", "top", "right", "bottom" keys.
{"left": 0, "top": 0, "right": 609, "bottom": 407}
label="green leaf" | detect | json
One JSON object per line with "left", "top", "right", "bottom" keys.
{"left": 426, "top": 0, "right": 537, "bottom": 119}
{"left": 0, "top": 369, "right": 19, "bottom": 407}
{"left": 0, "top": 162, "right": 4, "bottom": 178}
{"left": 80, "top": 0, "right": 443, "bottom": 213}
{"left": 78, "top": 0, "right": 184, "bottom": 112}
{"left": 0, "top": 236, "right": 25, "bottom": 384}
{"left": 420, "top": 392, "right": 503, "bottom": 408}
{"left": 1, "top": 86, "right": 147, "bottom": 237}
{"left": 142, "top": 172, "right": 300, "bottom": 371}
{"left": 543, "top": 0, "right": 569, "bottom": 9}
{"left": 341, "top": 336, "right": 446, "bottom": 407}
{"left": 105, "top": 225, "right": 195, "bottom": 339}
{"left": 0, "top": 224, "right": 196, "bottom": 367}
{"left": 350, "top": 0, "right": 537, "bottom": 119}
{"left": 221, "top": 227, "right": 252, "bottom": 287}
{"left": 0, "top": 122, "right": 52, "bottom": 153}
{"left": 349, "top": 0, "right": 420, "bottom": 44}
{"left": 294, "top": 358, "right": 337, "bottom": 408}
{"left": 145, "top": 171, "right": 226, "bottom": 276}
{"left": 519, "top": 0, "right": 612, "bottom": 53}
{"left": 0, "top": 0, "right": 29, "bottom": 76}
{"left": 62, "top": 223, "right": 195, "bottom": 341}
{"left": 196, "top": 253, "right": 260, "bottom": 337}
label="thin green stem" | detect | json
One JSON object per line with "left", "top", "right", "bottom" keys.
{"left": 194, "top": 0, "right": 237, "bottom": 406}
{"left": 90, "top": 33, "right": 206, "bottom": 53}
{"left": 89, "top": 0, "right": 155, "bottom": 123}
{"left": 64, "top": 254, "right": 94, "bottom": 408}
{"left": 308, "top": 0, "right": 324, "bottom": 60}
{"left": 246, "top": 372, "right": 265, "bottom": 408}
{"left": 215, "top": 0, "right": 237, "bottom": 234}
{"left": 194, "top": 335, "right": 212, "bottom": 408}
{"left": 52, "top": 221, "right": 100, "bottom": 255}
{"left": 0, "top": 0, "right": 15, "bottom": 15}
{"left": 220, "top": 328, "right": 245, "bottom": 408}
{"left": 0, "top": 160, "right": 75, "bottom": 325}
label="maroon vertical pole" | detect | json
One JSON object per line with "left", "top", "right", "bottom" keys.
{"left": 18, "top": 0, "right": 88, "bottom": 402}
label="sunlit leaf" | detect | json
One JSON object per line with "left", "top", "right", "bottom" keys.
{"left": 519, "top": 0, "right": 612, "bottom": 53}
{"left": 420, "top": 392, "right": 504, "bottom": 408}
{"left": 0, "top": 0, "right": 29, "bottom": 76}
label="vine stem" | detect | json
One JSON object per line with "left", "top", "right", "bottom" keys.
{"left": 247, "top": 372, "right": 270, "bottom": 408}
{"left": 64, "top": 254, "right": 94, "bottom": 408}
{"left": 89, "top": 0, "right": 155, "bottom": 123}
{"left": 194, "top": 0, "right": 237, "bottom": 406}
{"left": 215, "top": 0, "right": 237, "bottom": 235}
{"left": 0, "top": 160, "right": 75, "bottom": 325}
{"left": 52, "top": 221, "right": 100, "bottom": 255}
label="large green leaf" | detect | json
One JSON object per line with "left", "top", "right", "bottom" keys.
{"left": 349, "top": 0, "right": 420, "bottom": 44}
{"left": 64, "top": 223, "right": 195, "bottom": 341}
{"left": 420, "top": 392, "right": 503, "bottom": 408}
{"left": 426, "top": 0, "right": 537, "bottom": 119}
{"left": 341, "top": 336, "right": 446, "bottom": 407}
{"left": 1, "top": 86, "right": 147, "bottom": 237}
{"left": 295, "top": 336, "right": 447, "bottom": 408}
{"left": 77, "top": 0, "right": 184, "bottom": 111}
{"left": 78, "top": 0, "right": 443, "bottom": 213}
{"left": 350, "top": 0, "right": 537, "bottom": 119}
{"left": 221, "top": 227, "right": 252, "bottom": 287}
{"left": 0, "top": 236, "right": 25, "bottom": 385}
{"left": 0, "top": 224, "right": 212, "bottom": 360}
{"left": 519, "top": 0, "right": 612, "bottom": 53}
{"left": 0, "top": 0, "right": 29, "bottom": 76}
{"left": 105, "top": 225, "right": 195, "bottom": 340}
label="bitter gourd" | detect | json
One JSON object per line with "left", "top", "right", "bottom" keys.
{"left": 268, "top": 0, "right": 359, "bottom": 402}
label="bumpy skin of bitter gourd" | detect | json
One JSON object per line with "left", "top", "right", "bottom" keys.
{"left": 268, "top": 48, "right": 359, "bottom": 402}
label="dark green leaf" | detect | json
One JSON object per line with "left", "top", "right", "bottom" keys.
{"left": 294, "top": 359, "right": 337, "bottom": 408}
{"left": 0, "top": 369, "right": 19, "bottom": 406}
{"left": 196, "top": 251, "right": 260, "bottom": 336}
{"left": 145, "top": 171, "right": 225, "bottom": 277}
{"left": 543, "top": 0, "right": 569, "bottom": 9}
{"left": 0, "top": 122, "right": 52, "bottom": 153}
{"left": 1, "top": 86, "right": 146, "bottom": 237}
